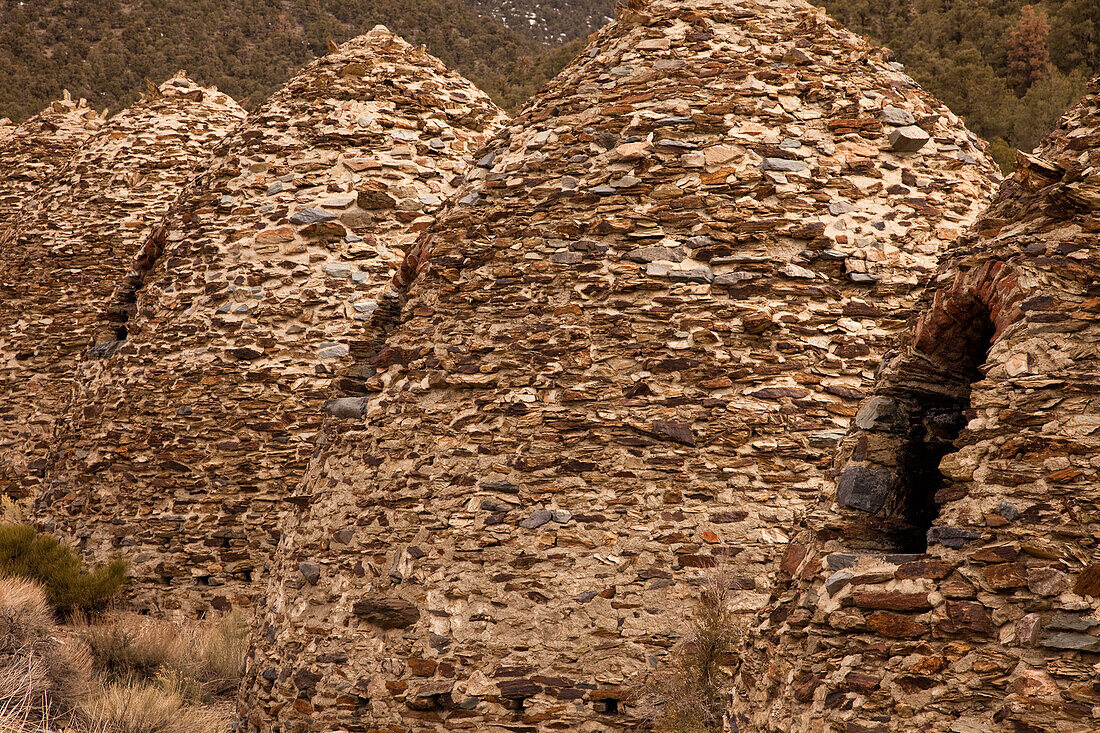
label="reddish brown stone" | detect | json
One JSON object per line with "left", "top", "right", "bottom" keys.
{"left": 780, "top": 544, "right": 808, "bottom": 575}
{"left": 844, "top": 671, "right": 881, "bottom": 692}
{"left": 937, "top": 601, "right": 994, "bottom": 634}
{"left": 849, "top": 591, "right": 933, "bottom": 612}
{"left": 867, "top": 611, "right": 929, "bottom": 638}
{"left": 983, "top": 563, "right": 1027, "bottom": 589}
{"left": 1073, "top": 564, "right": 1100, "bottom": 597}
{"left": 896, "top": 559, "right": 955, "bottom": 580}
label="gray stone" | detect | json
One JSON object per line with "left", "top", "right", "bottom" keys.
{"left": 854, "top": 396, "right": 902, "bottom": 431}
{"left": 520, "top": 509, "right": 553, "bottom": 529}
{"left": 317, "top": 343, "right": 349, "bottom": 359}
{"left": 551, "top": 510, "right": 572, "bottom": 524}
{"left": 322, "top": 263, "right": 352, "bottom": 278}
{"left": 290, "top": 208, "right": 337, "bottom": 224}
{"left": 836, "top": 465, "right": 893, "bottom": 514}
{"left": 714, "top": 272, "right": 757, "bottom": 286}
{"left": 825, "top": 570, "right": 852, "bottom": 596}
{"left": 1039, "top": 631, "right": 1100, "bottom": 653}
{"left": 1046, "top": 613, "right": 1099, "bottom": 632}
{"left": 624, "top": 245, "right": 685, "bottom": 263}
{"left": 996, "top": 500, "right": 1020, "bottom": 521}
{"left": 761, "top": 157, "right": 808, "bottom": 172}
{"left": 880, "top": 106, "right": 915, "bottom": 126}
{"left": 889, "top": 125, "right": 931, "bottom": 153}
{"left": 323, "top": 397, "right": 368, "bottom": 419}
{"left": 927, "top": 526, "right": 983, "bottom": 548}
{"left": 298, "top": 562, "right": 320, "bottom": 585}
{"left": 668, "top": 267, "right": 714, "bottom": 283}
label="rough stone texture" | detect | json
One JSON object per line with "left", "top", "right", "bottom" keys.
{"left": 37, "top": 28, "right": 506, "bottom": 616}
{"left": 735, "top": 78, "right": 1100, "bottom": 732}
{"left": 0, "top": 117, "right": 17, "bottom": 148}
{"left": 239, "top": 1, "right": 1001, "bottom": 730}
{"left": 0, "top": 77, "right": 242, "bottom": 499}
{"left": 0, "top": 94, "right": 104, "bottom": 233}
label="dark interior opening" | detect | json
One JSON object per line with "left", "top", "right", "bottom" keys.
{"left": 889, "top": 395, "right": 976, "bottom": 551}
{"left": 890, "top": 299, "right": 995, "bottom": 551}
{"left": 594, "top": 697, "right": 619, "bottom": 714}
{"left": 838, "top": 291, "right": 996, "bottom": 552}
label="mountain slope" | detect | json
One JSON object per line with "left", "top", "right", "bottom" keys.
{"left": 818, "top": 0, "right": 1098, "bottom": 169}
{"left": 466, "top": 0, "right": 616, "bottom": 44}
{"left": 0, "top": 0, "right": 581, "bottom": 120}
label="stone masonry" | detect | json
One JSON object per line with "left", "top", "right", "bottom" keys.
{"left": 0, "top": 93, "right": 103, "bottom": 233}
{"left": 0, "top": 78, "right": 242, "bottom": 500}
{"left": 239, "top": 1, "right": 1002, "bottom": 730}
{"left": 734, "top": 78, "right": 1100, "bottom": 732}
{"left": 38, "top": 28, "right": 506, "bottom": 616}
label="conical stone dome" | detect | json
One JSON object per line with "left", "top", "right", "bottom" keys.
{"left": 0, "top": 95, "right": 104, "bottom": 232}
{"left": 37, "top": 28, "right": 507, "bottom": 616}
{"left": 734, "top": 78, "right": 1100, "bottom": 733}
{"left": 0, "top": 77, "right": 243, "bottom": 500}
{"left": 240, "top": 1, "right": 1002, "bottom": 730}
{"left": 0, "top": 118, "right": 18, "bottom": 147}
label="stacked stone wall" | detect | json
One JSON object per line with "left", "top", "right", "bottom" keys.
{"left": 735, "top": 78, "right": 1100, "bottom": 733}
{"left": 38, "top": 28, "right": 506, "bottom": 616}
{"left": 0, "top": 95, "right": 103, "bottom": 232}
{"left": 0, "top": 79, "right": 243, "bottom": 499}
{"left": 239, "top": 1, "right": 1003, "bottom": 730}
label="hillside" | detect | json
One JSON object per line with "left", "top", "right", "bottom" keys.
{"left": 819, "top": 0, "right": 1098, "bottom": 169}
{"left": 0, "top": 0, "right": 581, "bottom": 120}
{"left": 3, "top": 0, "right": 1097, "bottom": 170}
{"left": 466, "top": 0, "right": 615, "bottom": 44}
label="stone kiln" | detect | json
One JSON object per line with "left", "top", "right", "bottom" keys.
{"left": 734, "top": 79, "right": 1100, "bottom": 732}
{"left": 240, "top": 0, "right": 1002, "bottom": 730}
{"left": 37, "top": 28, "right": 506, "bottom": 615}
{"left": 0, "top": 93, "right": 104, "bottom": 232}
{"left": 0, "top": 77, "right": 242, "bottom": 500}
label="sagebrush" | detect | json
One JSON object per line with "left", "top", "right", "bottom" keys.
{"left": 0, "top": 524, "right": 128, "bottom": 617}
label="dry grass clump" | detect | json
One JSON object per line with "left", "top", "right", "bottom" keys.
{"left": 80, "top": 682, "right": 230, "bottom": 733}
{"left": 78, "top": 609, "right": 248, "bottom": 699}
{"left": 0, "top": 577, "right": 241, "bottom": 733}
{"left": 0, "top": 577, "right": 93, "bottom": 726}
{"left": 647, "top": 573, "right": 742, "bottom": 733}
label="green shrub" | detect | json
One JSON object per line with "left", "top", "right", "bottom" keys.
{"left": 0, "top": 524, "right": 128, "bottom": 617}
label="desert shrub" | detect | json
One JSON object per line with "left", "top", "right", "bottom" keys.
{"left": 81, "top": 682, "right": 229, "bottom": 733}
{"left": 1, "top": 496, "right": 27, "bottom": 523}
{"left": 0, "top": 525, "right": 128, "bottom": 617}
{"left": 79, "top": 610, "right": 247, "bottom": 701}
{"left": 0, "top": 577, "right": 94, "bottom": 726}
{"left": 648, "top": 573, "right": 742, "bottom": 733}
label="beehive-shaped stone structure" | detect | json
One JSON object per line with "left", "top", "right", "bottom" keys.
{"left": 239, "top": 1, "right": 1002, "bottom": 730}
{"left": 0, "top": 94, "right": 104, "bottom": 231}
{"left": 734, "top": 79, "right": 1100, "bottom": 733}
{"left": 0, "top": 118, "right": 18, "bottom": 147}
{"left": 0, "top": 78, "right": 242, "bottom": 500}
{"left": 37, "top": 28, "right": 506, "bottom": 616}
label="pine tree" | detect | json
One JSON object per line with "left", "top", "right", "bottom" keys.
{"left": 1007, "top": 5, "right": 1051, "bottom": 95}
